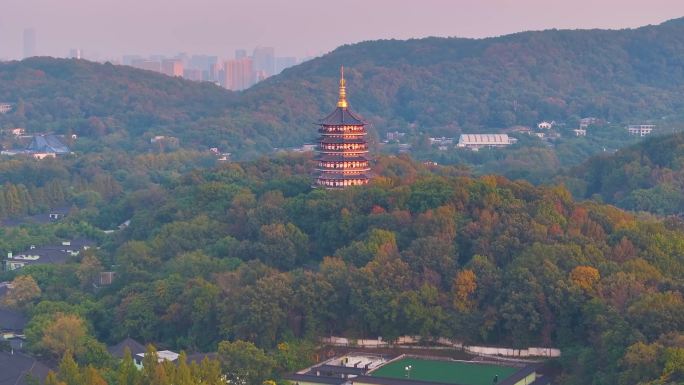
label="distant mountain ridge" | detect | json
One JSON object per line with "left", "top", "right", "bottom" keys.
{"left": 258, "top": 17, "right": 684, "bottom": 131}
{"left": 2, "top": 18, "right": 684, "bottom": 158}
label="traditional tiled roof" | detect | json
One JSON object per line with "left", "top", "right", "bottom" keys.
{"left": 283, "top": 374, "right": 347, "bottom": 385}
{"left": 0, "top": 308, "right": 28, "bottom": 332}
{"left": 319, "top": 107, "right": 365, "bottom": 126}
{"left": 319, "top": 137, "right": 367, "bottom": 144}
{"left": 317, "top": 173, "right": 370, "bottom": 180}
{"left": 26, "top": 135, "right": 70, "bottom": 154}
{"left": 6, "top": 247, "right": 71, "bottom": 266}
{"left": 0, "top": 351, "right": 51, "bottom": 385}
{"left": 68, "top": 238, "right": 96, "bottom": 249}
{"left": 107, "top": 337, "right": 147, "bottom": 359}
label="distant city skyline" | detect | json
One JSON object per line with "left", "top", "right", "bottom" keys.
{"left": 121, "top": 47, "right": 299, "bottom": 90}
{"left": 1, "top": 0, "right": 684, "bottom": 61}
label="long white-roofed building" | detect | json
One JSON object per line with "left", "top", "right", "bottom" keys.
{"left": 457, "top": 134, "right": 517, "bottom": 149}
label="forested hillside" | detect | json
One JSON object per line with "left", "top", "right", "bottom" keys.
{"left": 2, "top": 18, "right": 684, "bottom": 158}
{"left": 257, "top": 17, "right": 684, "bottom": 135}
{"left": 2, "top": 17, "right": 684, "bottom": 385}
{"left": 2, "top": 154, "right": 683, "bottom": 385}
{"left": 563, "top": 132, "right": 684, "bottom": 215}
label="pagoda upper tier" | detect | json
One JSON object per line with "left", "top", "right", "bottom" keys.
{"left": 314, "top": 67, "right": 370, "bottom": 189}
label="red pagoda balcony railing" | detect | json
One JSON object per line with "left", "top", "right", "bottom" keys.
{"left": 316, "top": 167, "right": 371, "bottom": 173}
{"left": 319, "top": 143, "right": 368, "bottom": 151}
{"left": 318, "top": 125, "right": 365, "bottom": 134}
{"left": 317, "top": 161, "right": 370, "bottom": 169}
{"left": 318, "top": 132, "right": 367, "bottom": 138}
{"left": 316, "top": 178, "right": 369, "bottom": 188}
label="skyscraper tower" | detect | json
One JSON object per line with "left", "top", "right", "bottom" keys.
{"left": 314, "top": 67, "right": 371, "bottom": 188}
{"left": 235, "top": 49, "right": 247, "bottom": 60}
{"left": 23, "top": 28, "right": 36, "bottom": 59}
{"left": 69, "top": 48, "right": 82, "bottom": 59}
{"left": 253, "top": 46, "right": 275, "bottom": 77}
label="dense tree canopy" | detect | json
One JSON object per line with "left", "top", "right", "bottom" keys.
{"left": 3, "top": 18, "right": 684, "bottom": 385}
{"left": 565, "top": 131, "right": 684, "bottom": 215}
{"left": 1, "top": 154, "right": 682, "bottom": 385}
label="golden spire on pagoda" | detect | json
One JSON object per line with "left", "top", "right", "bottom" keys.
{"left": 337, "top": 66, "right": 348, "bottom": 108}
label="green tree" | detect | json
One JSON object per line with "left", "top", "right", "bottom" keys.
{"left": 76, "top": 254, "right": 103, "bottom": 290}
{"left": 1, "top": 275, "right": 41, "bottom": 309}
{"left": 57, "top": 353, "right": 81, "bottom": 385}
{"left": 41, "top": 314, "right": 88, "bottom": 359}
{"left": 217, "top": 340, "right": 275, "bottom": 385}
{"left": 452, "top": 269, "right": 477, "bottom": 312}
{"left": 627, "top": 291, "right": 684, "bottom": 340}
{"left": 117, "top": 348, "right": 141, "bottom": 385}
{"left": 257, "top": 222, "right": 309, "bottom": 270}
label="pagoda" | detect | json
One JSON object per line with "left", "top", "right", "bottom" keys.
{"left": 314, "top": 67, "right": 371, "bottom": 188}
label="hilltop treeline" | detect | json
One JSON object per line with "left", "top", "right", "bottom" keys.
{"left": 3, "top": 18, "right": 684, "bottom": 159}
{"left": 565, "top": 132, "right": 684, "bottom": 215}
{"left": 3, "top": 154, "right": 683, "bottom": 385}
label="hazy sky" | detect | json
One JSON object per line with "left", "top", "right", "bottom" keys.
{"left": 2, "top": 0, "right": 684, "bottom": 61}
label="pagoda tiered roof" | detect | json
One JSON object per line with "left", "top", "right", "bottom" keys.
{"left": 319, "top": 137, "right": 367, "bottom": 144}
{"left": 316, "top": 154, "right": 369, "bottom": 162}
{"left": 316, "top": 173, "right": 371, "bottom": 180}
{"left": 318, "top": 106, "right": 365, "bottom": 126}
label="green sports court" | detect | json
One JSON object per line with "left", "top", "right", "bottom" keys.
{"left": 369, "top": 357, "right": 518, "bottom": 385}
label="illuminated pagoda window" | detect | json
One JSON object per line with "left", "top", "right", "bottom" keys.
{"left": 314, "top": 67, "right": 371, "bottom": 188}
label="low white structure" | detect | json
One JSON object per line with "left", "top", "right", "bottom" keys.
{"left": 0, "top": 103, "right": 12, "bottom": 114}
{"left": 295, "top": 143, "right": 316, "bottom": 152}
{"left": 325, "top": 354, "right": 387, "bottom": 371}
{"left": 398, "top": 143, "right": 411, "bottom": 153}
{"left": 320, "top": 335, "right": 561, "bottom": 358}
{"left": 386, "top": 131, "right": 406, "bottom": 141}
{"left": 464, "top": 345, "right": 561, "bottom": 358}
{"left": 134, "top": 350, "right": 179, "bottom": 369}
{"left": 457, "top": 134, "right": 516, "bottom": 149}
{"left": 627, "top": 124, "right": 655, "bottom": 137}
{"left": 580, "top": 117, "right": 599, "bottom": 129}
{"left": 429, "top": 137, "right": 454, "bottom": 146}
{"left": 537, "top": 121, "right": 554, "bottom": 129}
{"left": 572, "top": 129, "right": 587, "bottom": 137}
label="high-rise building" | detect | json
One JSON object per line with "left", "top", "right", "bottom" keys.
{"left": 122, "top": 55, "right": 142, "bottom": 65}
{"left": 275, "top": 56, "right": 298, "bottom": 74}
{"left": 253, "top": 46, "right": 275, "bottom": 77}
{"left": 220, "top": 62, "right": 230, "bottom": 88}
{"left": 239, "top": 57, "right": 254, "bottom": 89}
{"left": 131, "top": 59, "right": 161, "bottom": 73}
{"left": 224, "top": 57, "right": 254, "bottom": 91}
{"left": 235, "top": 49, "right": 247, "bottom": 60}
{"left": 183, "top": 68, "right": 203, "bottom": 81}
{"left": 314, "top": 67, "right": 371, "bottom": 188}
{"left": 161, "top": 59, "right": 184, "bottom": 77}
{"left": 190, "top": 55, "right": 218, "bottom": 72}
{"left": 254, "top": 70, "right": 267, "bottom": 83}
{"left": 23, "top": 28, "right": 36, "bottom": 58}
{"left": 69, "top": 49, "right": 82, "bottom": 59}
{"left": 208, "top": 62, "right": 221, "bottom": 83}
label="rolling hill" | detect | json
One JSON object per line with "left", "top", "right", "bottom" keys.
{"left": 2, "top": 18, "right": 684, "bottom": 159}
{"left": 563, "top": 131, "right": 684, "bottom": 215}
